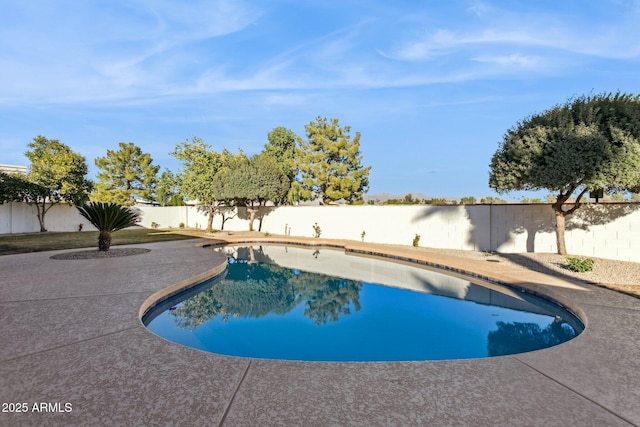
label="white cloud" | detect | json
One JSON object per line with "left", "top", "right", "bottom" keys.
{"left": 0, "top": 0, "right": 261, "bottom": 104}
{"left": 381, "top": 3, "right": 640, "bottom": 63}
{"left": 472, "top": 53, "right": 542, "bottom": 68}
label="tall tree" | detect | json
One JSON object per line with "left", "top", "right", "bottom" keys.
{"left": 171, "top": 137, "right": 246, "bottom": 231}
{"left": 20, "top": 136, "right": 93, "bottom": 232}
{"left": 93, "top": 142, "right": 160, "bottom": 205}
{"left": 214, "top": 155, "right": 290, "bottom": 231}
{"left": 155, "top": 169, "right": 183, "bottom": 207}
{"left": 296, "top": 117, "right": 371, "bottom": 204}
{"left": 489, "top": 93, "right": 640, "bottom": 255}
{"left": 262, "top": 127, "right": 297, "bottom": 203}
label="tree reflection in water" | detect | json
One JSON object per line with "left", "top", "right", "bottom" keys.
{"left": 170, "top": 246, "right": 361, "bottom": 329}
{"left": 487, "top": 317, "right": 577, "bottom": 356}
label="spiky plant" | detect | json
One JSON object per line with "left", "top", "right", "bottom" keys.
{"left": 76, "top": 202, "right": 141, "bottom": 251}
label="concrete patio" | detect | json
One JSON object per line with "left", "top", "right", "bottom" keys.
{"left": 1, "top": 236, "right": 639, "bottom": 426}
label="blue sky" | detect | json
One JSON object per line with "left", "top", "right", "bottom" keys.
{"left": 1, "top": 0, "right": 639, "bottom": 199}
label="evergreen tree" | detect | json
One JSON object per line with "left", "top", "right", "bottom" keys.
{"left": 93, "top": 142, "right": 159, "bottom": 205}
{"left": 296, "top": 117, "right": 371, "bottom": 204}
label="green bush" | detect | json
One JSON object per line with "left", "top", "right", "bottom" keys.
{"left": 413, "top": 234, "right": 420, "bottom": 247}
{"left": 566, "top": 257, "right": 594, "bottom": 273}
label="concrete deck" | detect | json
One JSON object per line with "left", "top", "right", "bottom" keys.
{"left": 1, "top": 235, "right": 639, "bottom": 426}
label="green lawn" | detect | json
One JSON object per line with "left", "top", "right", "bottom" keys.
{"left": 0, "top": 228, "right": 208, "bottom": 255}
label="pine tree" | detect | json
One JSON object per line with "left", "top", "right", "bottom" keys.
{"left": 93, "top": 142, "right": 159, "bottom": 205}
{"left": 296, "top": 117, "right": 371, "bottom": 204}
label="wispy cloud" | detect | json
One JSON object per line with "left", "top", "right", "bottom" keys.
{"left": 379, "top": 2, "right": 640, "bottom": 64}
{"left": 0, "top": 0, "right": 261, "bottom": 104}
{"left": 2, "top": 0, "right": 640, "bottom": 108}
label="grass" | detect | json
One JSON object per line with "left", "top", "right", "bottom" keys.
{"left": 0, "top": 228, "right": 209, "bottom": 256}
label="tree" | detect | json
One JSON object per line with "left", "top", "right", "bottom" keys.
{"left": 263, "top": 127, "right": 298, "bottom": 203}
{"left": 19, "top": 136, "right": 93, "bottom": 232}
{"left": 155, "top": 169, "right": 183, "bottom": 207}
{"left": 171, "top": 137, "right": 246, "bottom": 231}
{"left": 76, "top": 202, "right": 141, "bottom": 251}
{"left": 215, "top": 155, "right": 290, "bottom": 231}
{"left": 0, "top": 171, "right": 50, "bottom": 210}
{"left": 480, "top": 196, "right": 507, "bottom": 204}
{"left": 460, "top": 196, "right": 476, "bottom": 205}
{"left": 489, "top": 93, "right": 640, "bottom": 255}
{"left": 296, "top": 117, "right": 371, "bottom": 204}
{"left": 93, "top": 142, "right": 160, "bottom": 205}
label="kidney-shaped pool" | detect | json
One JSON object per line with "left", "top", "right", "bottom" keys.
{"left": 142, "top": 244, "right": 584, "bottom": 362}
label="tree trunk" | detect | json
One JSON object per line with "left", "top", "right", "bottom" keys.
{"left": 554, "top": 210, "right": 567, "bottom": 256}
{"left": 207, "top": 205, "right": 214, "bottom": 232}
{"left": 248, "top": 208, "right": 257, "bottom": 231}
{"left": 37, "top": 201, "right": 47, "bottom": 232}
{"left": 98, "top": 230, "right": 112, "bottom": 251}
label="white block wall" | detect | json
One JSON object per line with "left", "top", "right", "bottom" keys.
{"left": 2, "top": 202, "right": 639, "bottom": 262}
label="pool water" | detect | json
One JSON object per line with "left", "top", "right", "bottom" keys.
{"left": 143, "top": 245, "right": 583, "bottom": 362}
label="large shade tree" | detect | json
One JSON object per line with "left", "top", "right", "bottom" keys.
{"left": 296, "top": 117, "right": 371, "bottom": 204}
{"left": 14, "top": 136, "right": 93, "bottom": 232}
{"left": 93, "top": 142, "right": 160, "bottom": 205}
{"left": 214, "top": 155, "right": 290, "bottom": 231}
{"left": 489, "top": 93, "right": 640, "bottom": 255}
{"left": 171, "top": 137, "right": 246, "bottom": 231}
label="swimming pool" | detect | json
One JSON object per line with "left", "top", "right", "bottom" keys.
{"left": 143, "top": 244, "right": 583, "bottom": 362}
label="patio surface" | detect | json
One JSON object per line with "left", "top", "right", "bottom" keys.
{"left": 1, "top": 234, "right": 639, "bottom": 426}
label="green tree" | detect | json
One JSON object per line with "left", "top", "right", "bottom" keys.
{"left": 0, "top": 171, "right": 50, "bottom": 212}
{"left": 296, "top": 117, "right": 371, "bottom": 204}
{"left": 93, "top": 142, "right": 160, "bottom": 205}
{"left": 171, "top": 137, "right": 246, "bottom": 231}
{"left": 215, "top": 155, "right": 290, "bottom": 231}
{"left": 489, "top": 93, "right": 640, "bottom": 255}
{"left": 479, "top": 196, "right": 507, "bottom": 204}
{"left": 76, "top": 202, "right": 141, "bottom": 251}
{"left": 262, "top": 127, "right": 298, "bottom": 203}
{"left": 20, "top": 136, "right": 93, "bottom": 232}
{"left": 460, "top": 196, "right": 476, "bottom": 204}
{"left": 155, "top": 169, "right": 183, "bottom": 207}
{"left": 520, "top": 197, "right": 544, "bottom": 203}
{"left": 425, "top": 198, "right": 449, "bottom": 205}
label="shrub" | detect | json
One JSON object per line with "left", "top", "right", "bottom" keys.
{"left": 312, "top": 222, "right": 321, "bottom": 238}
{"left": 178, "top": 222, "right": 185, "bottom": 229}
{"left": 566, "top": 257, "right": 594, "bottom": 273}
{"left": 413, "top": 234, "right": 420, "bottom": 247}
{"left": 361, "top": 230, "right": 366, "bottom": 242}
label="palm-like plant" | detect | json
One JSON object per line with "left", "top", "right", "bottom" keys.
{"left": 76, "top": 202, "right": 141, "bottom": 251}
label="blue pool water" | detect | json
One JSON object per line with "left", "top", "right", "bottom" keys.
{"left": 143, "top": 245, "right": 583, "bottom": 362}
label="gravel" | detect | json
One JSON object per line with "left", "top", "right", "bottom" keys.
{"left": 50, "top": 248, "right": 151, "bottom": 260}
{"left": 423, "top": 247, "right": 640, "bottom": 288}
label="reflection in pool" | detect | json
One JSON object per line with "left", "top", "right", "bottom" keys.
{"left": 143, "top": 245, "right": 583, "bottom": 362}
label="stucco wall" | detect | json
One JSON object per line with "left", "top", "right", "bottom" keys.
{"left": 1, "top": 202, "right": 639, "bottom": 262}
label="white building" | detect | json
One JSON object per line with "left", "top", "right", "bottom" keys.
{"left": 0, "top": 164, "right": 27, "bottom": 175}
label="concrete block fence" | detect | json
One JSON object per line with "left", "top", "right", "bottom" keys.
{"left": 1, "top": 202, "right": 639, "bottom": 262}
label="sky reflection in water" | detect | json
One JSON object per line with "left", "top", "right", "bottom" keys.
{"left": 144, "top": 245, "right": 582, "bottom": 361}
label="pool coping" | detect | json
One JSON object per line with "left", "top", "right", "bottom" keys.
{"left": 1, "top": 235, "right": 639, "bottom": 426}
